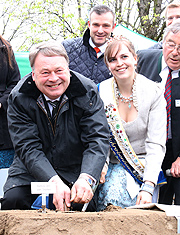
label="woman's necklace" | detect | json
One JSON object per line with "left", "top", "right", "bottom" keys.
{"left": 114, "top": 78, "right": 135, "bottom": 109}
{"left": 117, "top": 92, "right": 133, "bottom": 109}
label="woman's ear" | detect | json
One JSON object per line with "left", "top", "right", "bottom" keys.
{"left": 134, "top": 55, "right": 137, "bottom": 64}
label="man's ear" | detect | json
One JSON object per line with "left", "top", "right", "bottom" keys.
{"left": 32, "top": 70, "right": 35, "bottom": 81}
{"left": 88, "top": 20, "right": 91, "bottom": 28}
{"left": 112, "top": 23, "right": 116, "bottom": 31}
{"left": 134, "top": 55, "right": 137, "bottom": 64}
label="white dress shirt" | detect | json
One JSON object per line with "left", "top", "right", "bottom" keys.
{"left": 43, "top": 94, "right": 61, "bottom": 115}
{"left": 89, "top": 37, "right": 107, "bottom": 58}
{"left": 160, "top": 55, "right": 179, "bottom": 87}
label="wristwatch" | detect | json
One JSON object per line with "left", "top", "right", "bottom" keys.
{"left": 85, "top": 177, "right": 93, "bottom": 187}
{"left": 79, "top": 175, "right": 94, "bottom": 187}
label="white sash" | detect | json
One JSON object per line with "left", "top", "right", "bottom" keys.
{"left": 99, "top": 78, "right": 144, "bottom": 183}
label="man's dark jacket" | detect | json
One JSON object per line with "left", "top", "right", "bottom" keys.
{"left": 148, "top": 41, "right": 163, "bottom": 50}
{"left": 62, "top": 29, "right": 112, "bottom": 84}
{"left": 0, "top": 39, "right": 20, "bottom": 150}
{"left": 137, "top": 49, "right": 180, "bottom": 171}
{"left": 4, "top": 71, "right": 109, "bottom": 193}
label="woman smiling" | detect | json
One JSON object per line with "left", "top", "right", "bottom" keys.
{"left": 97, "top": 36, "right": 167, "bottom": 210}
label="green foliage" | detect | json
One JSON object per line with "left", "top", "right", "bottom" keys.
{"left": 0, "top": 0, "right": 167, "bottom": 50}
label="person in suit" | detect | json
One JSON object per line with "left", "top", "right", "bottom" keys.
{"left": 0, "top": 35, "right": 20, "bottom": 169}
{"left": 150, "top": 1, "right": 180, "bottom": 49}
{"left": 137, "top": 20, "right": 180, "bottom": 205}
{"left": 62, "top": 5, "right": 116, "bottom": 84}
{"left": 1, "top": 40, "right": 110, "bottom": 211}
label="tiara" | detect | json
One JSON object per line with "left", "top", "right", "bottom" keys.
{"left": 107, "top": 35, "right": 128, "bottom": 44}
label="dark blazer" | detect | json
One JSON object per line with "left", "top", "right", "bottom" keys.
{"left": 137, "top": 49, "right": 180, "bottom": 171}
{"left": 0, "top": 39, "right": 20, "bottom": 150}
{"left": 148, "top": 41, "right": 163, "bottom": 50}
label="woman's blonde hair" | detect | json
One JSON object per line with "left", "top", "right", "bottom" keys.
{"left": 104, "top": 36, "right": 136, "bottom": 67}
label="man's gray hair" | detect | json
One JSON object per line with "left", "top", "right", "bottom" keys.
{"left": 163, "top": 20, "right": 180, "bottom": 41}
{"left": 89, "top": 5, "right": 116, "bottom": 25}
{"left": 29, "top": 40, "right": 69, "bottom": 68}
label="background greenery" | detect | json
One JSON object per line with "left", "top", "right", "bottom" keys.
{"left": 0, "top": 0, "right": 173, "bottom": 51}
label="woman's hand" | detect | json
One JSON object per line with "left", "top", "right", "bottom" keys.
{"left": 136, "top": 191, "right": 152, "bottom": 205}
{"left": 136, "top": 181, "right": 154, "bottom": 205}
{"left": 99, "top": 164, "right": 108, "bottom": 184}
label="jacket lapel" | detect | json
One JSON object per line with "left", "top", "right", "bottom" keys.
{"left": 157, "top": 51, "right": 163, "bottom": 82}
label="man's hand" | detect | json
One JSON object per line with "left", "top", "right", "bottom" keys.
{"left": 51, "top": 176, "right": 71, "bottom": 211}
{"left": 171, "top": 157, "right": 180, "bottom": 178}
{"left": 70, "top": 178, "right": 93, "bottom": 204}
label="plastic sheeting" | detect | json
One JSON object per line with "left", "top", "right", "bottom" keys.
{"left": 113, "top": 24, "right": 157, "bottom": 51}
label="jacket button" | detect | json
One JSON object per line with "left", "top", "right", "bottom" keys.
{"left": 95, "top": 63, "right": 97, "bottom": 65}
{"left": 53, "top": 145, "right": 56, "bottom": 149}
{"left": 89, "top": 102, "right": 93, "bottom": 106}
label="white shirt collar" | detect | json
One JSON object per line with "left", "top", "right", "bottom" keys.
{"left": 160, "top": 55, "right": 179, "bottom": 87}
{"left": 43, "top": 94, "right": 61, "bottom": 115}
{"left": 161, "top": 55, "right": 167, "bottom": 72}
{"left": 89, "top": 37, "right": 107, "bottom": 54}
{"left": 43, "top": 94, "right": 61, "bottom": 102}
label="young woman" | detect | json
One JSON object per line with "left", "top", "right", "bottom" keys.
{"left": 0, "top": 36, "right": 20, "bottom": 168}
{"left": 97, "top": 36, "right": 166, "bottom": 210}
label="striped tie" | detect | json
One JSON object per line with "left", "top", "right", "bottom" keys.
{"left": 164, "top": 68, "right": 172, "bottom": 139}
{"left": 48, "top": 100, "right": 59, "bottom": 125}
